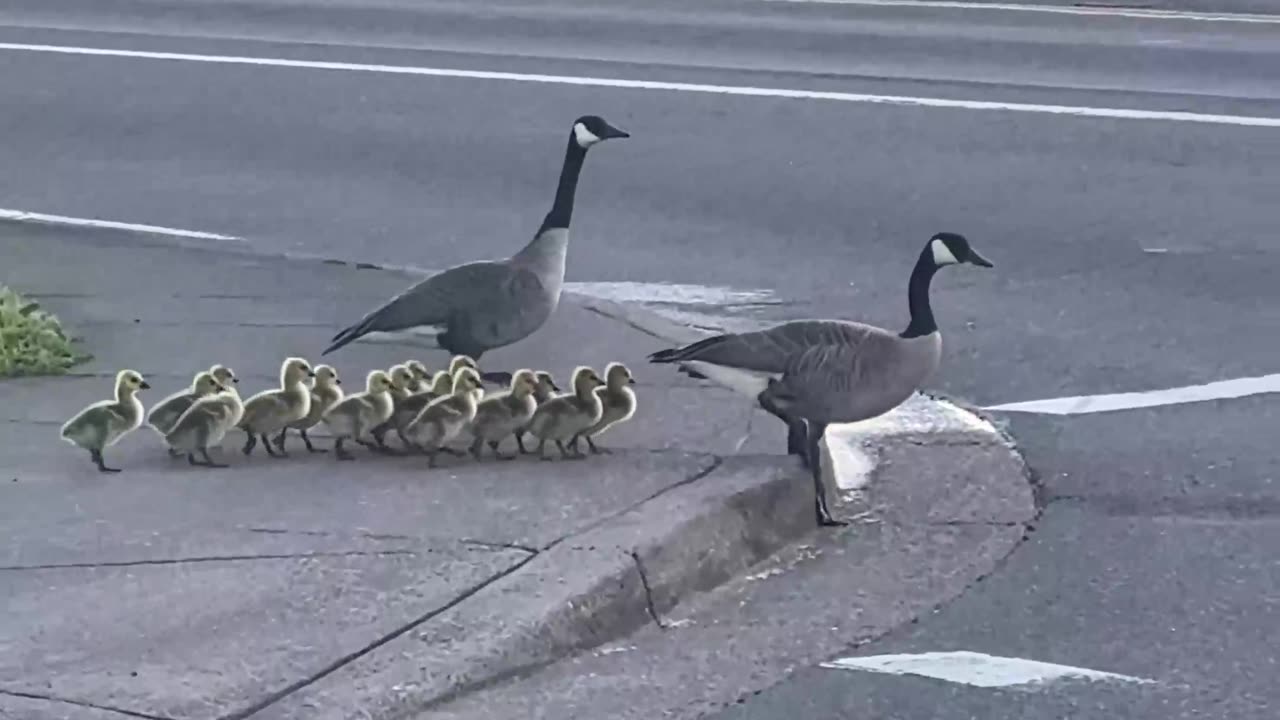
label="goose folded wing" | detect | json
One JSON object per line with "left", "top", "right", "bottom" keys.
{"left": 774, "top": 330, "right": 904, "bottom": 417}
{"left": 342, "top": 261, "right": 538, "bottom": 336}
{"left": 654, "top": 320, "right": 881, "bottom": 373}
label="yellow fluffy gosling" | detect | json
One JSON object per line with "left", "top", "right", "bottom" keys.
{"left": 370, "top": 364, "right": 417, "bottom": 451}
{"left": 525, "top": 366, "right": 604, "bottom": 461}
{"left": 275, "top": 364, "right": 343, "bottom": 453}
{"left": 402, "top": 367, "right": 483, "bottom": 468}
{"left": 572, "top": 362, "right": 637, "bottom": 455}
{"left": 60, "top": 369, "right": 151, "bottom": 473}
{"left": 406, "top": 360, "right": 431, "bottom": 392}
{"left": 237, "top": 357, "right": 315, "bottom": 457}
{"left": 515, "top": 370, "right": 560, "bottom": 454}
{"left": 209, "top": 364, "right": 239, "bottom": 390}
{"left": 322, "top": 369, "right": 395, "bottom": 461}
{"left": 147, "top": 371, "right": 226, "bottom": 445}
{"left": 163, "top": 379, "right": 251, "bottom": 468}
{"left": 468, "top": 369, "right": 539, "bottom": 460}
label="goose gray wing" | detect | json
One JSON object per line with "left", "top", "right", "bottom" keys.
{"left": 769, "top": 330, "right": 938, "bottom": 424}
{"left": 648, "top": 320, "right": 884, "bottom": 374}
{"left": 324, "top": 260, "right": 548, "bottom": 355}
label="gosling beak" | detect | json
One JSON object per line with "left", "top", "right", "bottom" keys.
{"left": 140, "top": 381, "right": 152, "bottom": 390}
{"left": 628, "top": 377, "right": 636, "bottom": 384}
{"left": 307, "top": 370, "right": 317, "bottom": 378}
{"left": 335, "top": 379, "right": 342, "bottom": 385}
{"left": 967, "top": 248, "right": 994, "bottom": 268}
{"left": 600, "top": 121, "right": 630, "bottom": 140}
{"left": 231, "top": 377, "right": 239, "bottom": 384}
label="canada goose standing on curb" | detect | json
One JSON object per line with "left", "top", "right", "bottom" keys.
{"left": 60, "top": 369, "right": 151, "bottom": 473}
{"left": 320, "top": 115, "right": 630, "bottom": 384}
{"left": 648, "top": 232, "right": 994, "bottom": 526}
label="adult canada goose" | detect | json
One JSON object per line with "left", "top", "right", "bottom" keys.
{"left": 648, "top": 232, "right": 993, "bottom": 526}
{"left": 320, "top": 115, "right": 629, "bottom": 383}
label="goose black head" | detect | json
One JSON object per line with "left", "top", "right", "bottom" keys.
{"left": 572, "top": 115, "right": 630, "bottom": 148}
{"left": 928, "top": 232, "right": 994, "bottom": 269}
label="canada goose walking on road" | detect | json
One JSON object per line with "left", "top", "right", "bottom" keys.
{"left": 321, "top": 115, "right": 630, "bottom": 385}
{"left": 648, "top": 232, "right": 994, "bottom": 526}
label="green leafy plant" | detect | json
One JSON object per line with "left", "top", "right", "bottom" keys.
{"left": 0, "top": 285, "right": 91, "bottom": 378}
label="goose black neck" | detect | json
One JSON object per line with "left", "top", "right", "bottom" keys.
{"left": 536, "top": 134, "right": 588, "bottom": 236}
{"left": 900, "top": 252, "right": 939, "bottom": 339}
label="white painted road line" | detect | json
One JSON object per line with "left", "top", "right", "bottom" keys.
{"left": 822, "top": 651, "right": 1157, "bottom": 688}
{"left": 763, "top": 0, "right": 1280, "bottom": 24}
{"left": 3, "top": 42, "right": 1280, "bottom": 128}
{"left": 0, "top": 208, "right": 243, "bottom": 242}
{"left": 982, "top": 373, "right": 1280, "bottom": 415}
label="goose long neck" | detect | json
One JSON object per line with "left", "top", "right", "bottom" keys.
{"left": 535, "top": 134, "right": 588, "bottom": 238}
{"left": 900, "top": 253, "right": 939, "bottom": 339}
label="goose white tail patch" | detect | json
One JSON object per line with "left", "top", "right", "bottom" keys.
{"left": 930, "top": 238, "right": 959, "bottom": 266}
{"left": 360, "top": 326, "right": 445, "bottom": 349}
{"left": 683, "top": 361, "right": 773, "bottom": 397}
{"left": 573, "top": 122, "right": 602, "bottom": 147}
{"left": 821, "top": 651, "right": 1156, "bottom": 689}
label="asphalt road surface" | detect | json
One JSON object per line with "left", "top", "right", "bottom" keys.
{"left": 1, "top": 1, "right": 1279, "bottom": 718}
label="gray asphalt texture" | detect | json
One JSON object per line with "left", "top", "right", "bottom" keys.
{"left": 1, "top": 0, "right": 1278, "bottom": 718}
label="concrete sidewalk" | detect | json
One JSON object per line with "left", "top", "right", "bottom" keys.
{"left": 0, "top": 220, "right": 1034, "bottom": 720}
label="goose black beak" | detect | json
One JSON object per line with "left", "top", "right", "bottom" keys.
{"left": 601, "top": 122, "right": 630, "bottom": 140}
{"left": 335, "top": 379, "right": 342, "bottom": 385}
{"left": 232, "top": 377, "right": 240, "bottom": 384}
{"left": 140, "top": 381, "right": 152, "bottom": 390}
{"left": 307, "top": 370, "right": 317, "bottom": 378}
{"left": 967, "top": 249, "right": 994, "bottom": 268}
{"left": 628, "top": 377, "right": 636, "bottom": 384}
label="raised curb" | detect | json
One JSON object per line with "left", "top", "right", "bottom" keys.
{"left": 240, "top": 455, "right": 814, "bottom": 719}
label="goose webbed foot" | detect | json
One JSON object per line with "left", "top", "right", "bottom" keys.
{"left": 488, "top": 441, "right": 516, "bottom": 461}
{"left": 334, "top": 438, "right": 356, "bottom": 461}
{"left": 301, "top": 429, "right": 326, "bottom": 453}
{"left": 262, "top": 434, "right": 287, "bottom": 458}
{"left": 516, "top": 432, "right": 531, "bottom": 454}
{"left": 242, "top": 432, "right": 257, "bottom": 456}
{"left": 91, "top": 450, "right": 121, "bottom": 473}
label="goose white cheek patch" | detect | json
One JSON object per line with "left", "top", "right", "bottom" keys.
{"left": 573, "top": 122, "right": 602, "bottom": 147}
{"left": 931, "top": 238, "right": 959, "bottom": 265}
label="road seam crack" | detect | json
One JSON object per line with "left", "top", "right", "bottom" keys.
{"left": 630, "top": 551, "right": 668, "bottom": 630}
{"left": 218, "top": 552, "right": 539, "bottom": 720}
{"left": 0, "top": 550, "right": 418, "bottom": 571}
{"left": 0, "top": 689, "right": 174, "bottom": 720}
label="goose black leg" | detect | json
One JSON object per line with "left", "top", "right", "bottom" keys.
{"left": 263, "top": 433, "right": 287, "bottom": 458}
{"left": 757, "top": 388, "right": 808, "bottom": 466}
{"left": 805, "top": 421, "right": 847, "bottom": 527}
{"left": 516, "top": 431, "right": 531, "bottom": 454}
{"left": 242, "top": 432, "right": 257, "bottom": 456}
{"left": 584, "top": 435, "right": 608, "bottom": 455}
{"left": 489, "top": 440, "right": 515, "bottom": 460}
{"left": 91, "top": 449, "right": 121, "bottom": 473}
{"left": 301, "top": 429, "right": 326, "bottom": 453}
{"left": 273, "top": 429, "right": 289, "bottom": 451}
{"left": 198, "top": 448, "right": 229, "bottom": 468}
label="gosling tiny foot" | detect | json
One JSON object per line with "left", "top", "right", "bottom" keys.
{"left": 91, "top": 451, "right": 121, "bottom": 473}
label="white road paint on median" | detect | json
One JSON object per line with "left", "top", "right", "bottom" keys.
{"left": 763, "top": 0, "right": 1280, "bottom": 24}
{"left": 0, "top": 208, "right": 243, "bottom": 242}
{"left": 983, "top": 373, "right": 1280, "bottom": 415}
{"left": 822, "top": 650, "right": 1156, "bottom": 688}
{"left": 2, "top": 42, "right": 1280, "bottom": 128}
{"left": 826, "top": 393, "right": 998, "bottom": 491}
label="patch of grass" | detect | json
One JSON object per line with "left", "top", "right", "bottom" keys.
{"left": 0, "top": 285, "right": 92, "bottom": 378}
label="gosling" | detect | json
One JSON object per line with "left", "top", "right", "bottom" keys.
{"left": 402, "top": 366, "right": 483, "bottom": 468}
{"left": 469, "top": 369, "right": 539, "bottom": 461}
{"left": 60, "top": 369, "right": 151, "bottom": 473}
{"left": 525, "top": 366, "right": 604, "bottom": 461}
{"left": 146, "top": 371, "right": 227, "bottom": 448}
{"left": 322, "top": 369, "right": 395, "bottom": 461}
{"left": 381, "top": 368, "right": 454, "bottom": 451}
{"left": 163, "top": 380, "right": 246, "bottom": 468}
{"left": 370, "top": 363, "right": 417, "bottom": 451}
{"left": 515, "top": 370, "right": 560, "bottom": 454}
{"left": 237, "top": 357, "right": 315, "bottom": 457}
{"left": 275, "top": 364, "right": 343, "bottom": 453}
{"left": 406, "top": 360, "right": 431, "bottom": 392}
{"left": 572, "top": 362, "right": 637, "bottom": 455}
